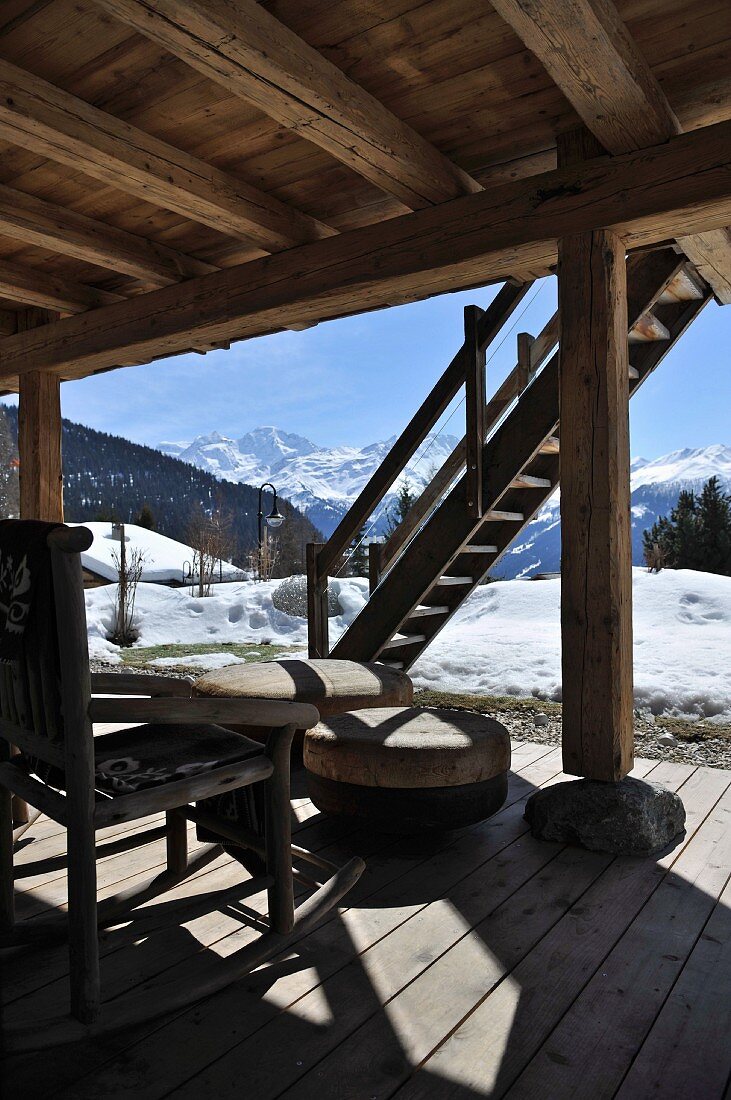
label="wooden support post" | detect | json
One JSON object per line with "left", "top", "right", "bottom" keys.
{"left": 464, "top": 305, "right": 486, "bottom": 520}
{"left": 559, "top": 228, "right": 634, "bottom": 782}
{"left": 306, "top": 543, "right": 329, "bottom": 659}
{"left": 15, "top": 308, "right": 62, "bottom": 826}
{"left": 18, "top": 309, "right": 63, "bottom": 523}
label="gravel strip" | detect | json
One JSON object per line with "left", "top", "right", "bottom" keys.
{"left": 454, "top": 705, "right": 731, "bottom": 771}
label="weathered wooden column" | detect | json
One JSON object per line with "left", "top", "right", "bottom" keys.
{"left": 18, "top": 309, "right": 63, "bottom": 523}
{"left": 14, "top": 309, "right": 62, "bottom": 826}
{"left": 558, "top": 228, "right": 634, "bottom": 782}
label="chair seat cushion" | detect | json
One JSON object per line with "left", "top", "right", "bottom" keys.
{"left": 93, "top": 723, "right": 265, "bottom": 795}
{"left": 194, "top": 658, "right": 413, "bottom": 719}
{"left": 304, "top": 707, "right": 511, "bottom": 789}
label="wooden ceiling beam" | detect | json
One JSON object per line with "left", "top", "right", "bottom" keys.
{"left": 0, "top": 116, "right": 729, "bottom": 386}
{"left": 93, "top": 0, "right": 482, "bottom": 209}
{"left": 0, "top": 258, "right": 124, "bottom": 314}
{"left": 489, "top": 0, "right": 731, "bottom": 304}
{"left": 489, "top": 0, "right": 680, "bottom": 152}
{"left": 0, "top": 182, "right": 213, "bottom": 286}
{"left": 0, "top": 58, "right": 334, "bottom": 253}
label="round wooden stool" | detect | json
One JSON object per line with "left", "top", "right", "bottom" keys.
{"left": 193, "top": 659, "right": 414, "bottom": 744}
{"left": 304, "top": 707, "right": 511, "bottom": 831}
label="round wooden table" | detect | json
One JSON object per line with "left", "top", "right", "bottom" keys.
{"left": 193, "top": 658, "right": 414, "bottom": 743}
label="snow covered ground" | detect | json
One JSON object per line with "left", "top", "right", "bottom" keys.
{"left": 86, "top": 568, "right": 731, "bottom": 722}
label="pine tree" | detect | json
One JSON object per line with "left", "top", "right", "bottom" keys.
{"left": 696, "top": 477, "right": 731, "bottom": 575}
{"left": 673, "top": 490, "right": 701, "bottom": 569}
{"left": 384, "top": 479, "right": 417, "bottom": 537}
{"left": 135, "top": 502, "right": 156, "bottom": 530}
{"left": 643, "top": 478, "right": 731, "bottom": 576}
{"left": 347, "top": 525, "right": 369, "bottom": 577}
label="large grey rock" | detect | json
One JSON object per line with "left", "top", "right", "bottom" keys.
{"left": 271, "top": 574, "right": 343, "bottom": 619}
{"left": 524, "top": 777, "right": 685, "bottom": 856}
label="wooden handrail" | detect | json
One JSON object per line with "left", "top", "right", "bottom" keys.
{"left": 314, "top": 280, "right": 532, "bottom": 581}
{"left": 380, "top": 309, "right": 560, "bottom": 572}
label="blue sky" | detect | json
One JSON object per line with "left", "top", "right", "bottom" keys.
{"left": 3, "top": 276, "right": 728, "bottom": 460}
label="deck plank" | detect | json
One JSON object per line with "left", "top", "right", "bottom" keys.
{"left": 615, "top": 875, "right": 731, "bottom": 1099}
{"left": 391, "top": 764, "right": 730, "bottom": 1099}
{"left": 5, "top": 749, "right": 728, "bottom": 1100}
{"left": 505, "top": 774, "right": 731, "bottom": 1098}
{"left": 13, "top": 749, "right": 566, "bottom": 1096}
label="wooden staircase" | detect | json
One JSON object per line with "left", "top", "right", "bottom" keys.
{"left": 309, "top": 248, "right": 712, "bottom": 671}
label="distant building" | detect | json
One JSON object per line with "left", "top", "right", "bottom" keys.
{"left": 70, "top": 522, "right": 244, "bottom": 589}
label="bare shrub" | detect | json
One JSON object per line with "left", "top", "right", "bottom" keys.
{"left": 187, "top": 504, "right": 234, "bottom": 596}
{"left": 644, "top": 541, "right": 666, "bottom": 574}
{"left": 109, "top": 527, "right": 145, "bottom": 645}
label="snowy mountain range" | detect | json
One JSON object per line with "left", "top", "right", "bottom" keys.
{"left": 503, "top": 444, "right": 731, "bottom": 579}
{"left": 159, "top": 426, "right": 460, "bottom": 537}
{"left": 158, "top": 430, "right": 731, "bottom": 579}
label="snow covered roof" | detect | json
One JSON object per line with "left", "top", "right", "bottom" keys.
{"left": 71, "top": 521, "right": 241, "bottom": 584}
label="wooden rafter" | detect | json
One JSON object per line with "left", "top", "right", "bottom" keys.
{"left": 490, "top": 0, "right": 680, "bottom": 151}
{"left": 0, "top": 116, "right": 729, "bottom": 385}
{"left": 0, "top": 259, "right": 124, "bottom": 315}
{"left": 93, "top": 0, "right": 482, "bottom": 209}
{"left": 0, "top": 58, "right": 334, "bottom": 252}
{"left": 0, "top": 182, "right": 213, "bottom": 286}
{"left": 490, "top": 0, "right": 731, "bottom": 304}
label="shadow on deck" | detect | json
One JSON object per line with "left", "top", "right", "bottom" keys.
{"left": 4, "top": 743, "right": 730, "bottom": 1099}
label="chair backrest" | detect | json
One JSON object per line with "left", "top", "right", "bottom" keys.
{"left": 0, "top": 521, "right": 93, "bottom": 772}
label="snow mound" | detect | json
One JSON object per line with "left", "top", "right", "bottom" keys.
{"left": 86, "top": 569, "right": 731, "bottom": 722}
{"left": 411, "top": 569, "right": 731, "bottom": 721}
{"left": 85, "top": 577, "right": 369, "bottom": 659}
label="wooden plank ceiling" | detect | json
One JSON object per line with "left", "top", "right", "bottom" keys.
{"left": 0, "top": 0, "right": 728, "bottom": 383}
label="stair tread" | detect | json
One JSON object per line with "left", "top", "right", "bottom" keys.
{"left": 540, "top": 436, "right": 560, "bottom": 455}
{"left": 409, "top": 605, "right": 450, "bottom": 617}
{"left": 510, "top": 474, "right": 552, "bottom": 489}
{"left": 628, "top": 312, "right": 670, "bottom": 343}
{"left": 382, "top": 633, "right": 427, "bottom": 649}
{"left": 658, "top": 266, "right": 705, "bottom": 304}
{"left": 435, "top": 576, "right": 473, "bottom": 585}
{"left": 483, "top": 509, "right": 524, "bottom": 522}
{"left": 463, "top": 544, "right": 498, "bottom": 553}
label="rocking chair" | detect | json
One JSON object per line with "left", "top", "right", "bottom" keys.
{"left": 0, "top": 522, "right": 363, "bottom": 1049}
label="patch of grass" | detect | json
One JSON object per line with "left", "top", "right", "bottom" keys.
{"left": 415, "top": 689, "right": 731, "bottom": 741}
{"left": 120, "top": 641, "right": 298, "bottom": 671}
{"left": 654, "top": 715, "right": 731, "bottom": 743}
{"left": 414, "top": 689, "right": 562, "bottom": 717}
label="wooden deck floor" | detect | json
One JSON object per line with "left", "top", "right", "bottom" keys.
{"left": 4, "top": 742, "right": 731, "bottom": 1099}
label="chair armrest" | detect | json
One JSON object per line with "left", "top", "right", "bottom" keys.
{"left": 91, "top": 671, "right": 194, "bottom": 697}
{"left": 89, "top": 695, "right": 320, "bottom": 731}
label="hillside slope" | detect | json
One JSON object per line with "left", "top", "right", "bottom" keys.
{"left": 0, "top": 406, "right": 322, "bottom": 575}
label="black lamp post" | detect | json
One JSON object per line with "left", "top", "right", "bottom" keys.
{"left": 258, "top": 482, "right": 285, "bottom": 581}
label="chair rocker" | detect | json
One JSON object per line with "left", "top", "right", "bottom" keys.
{"left": 0, "top": 522, "right": 364, "bottom": 1050}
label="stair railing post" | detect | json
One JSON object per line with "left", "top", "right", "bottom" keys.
{"left": 517, "top": 332, "right": 535, "bottom": 393}
{"left": 368, "top": 542, "right": 385, "bottom": 594}
{"left": 464, "top": 304, "right": 487, "bottom": 519}
{"left": 306, "top": 543, "right": 329, "bottom": 659}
